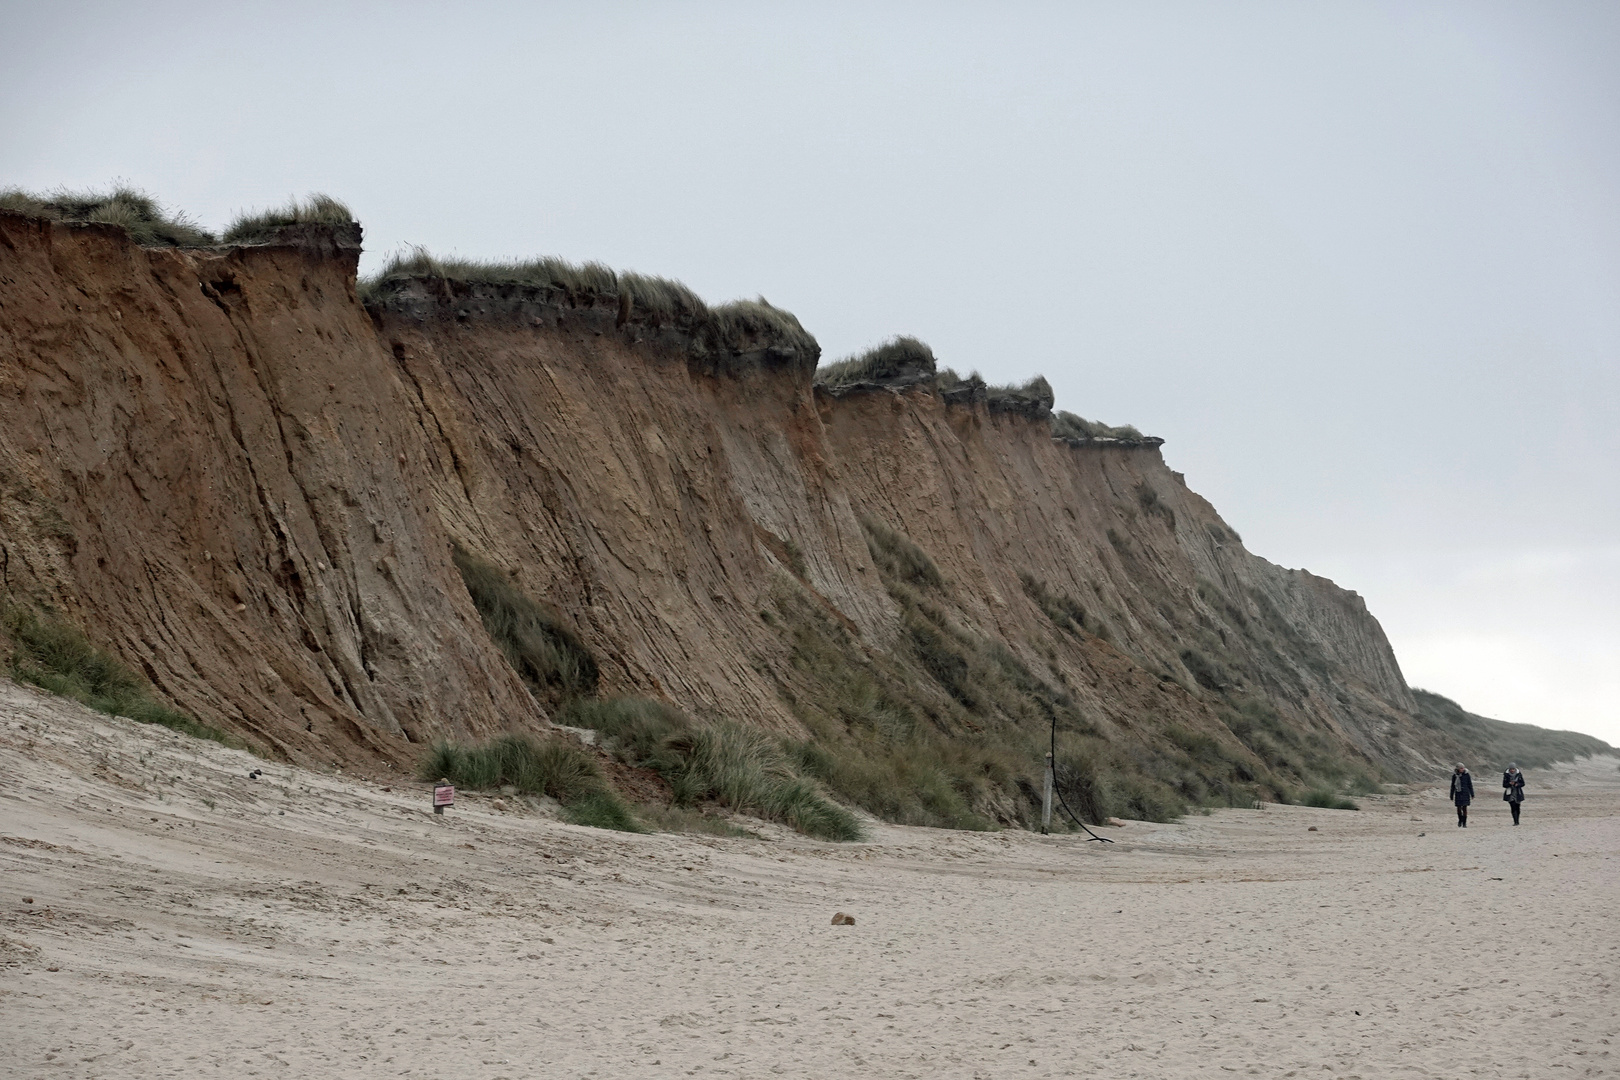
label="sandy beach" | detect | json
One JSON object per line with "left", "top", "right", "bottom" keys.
{"left": 2, "top": 679, "right": 1615, "bottom": 1079}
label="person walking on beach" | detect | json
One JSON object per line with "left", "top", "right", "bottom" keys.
{"left": 1503, "top": 763, "right": 1525, "bottom": 825}
{"left": 1450, "top": 763, "right": 1474, "bottom": 827}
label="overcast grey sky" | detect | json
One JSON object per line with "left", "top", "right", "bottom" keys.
{"left": 4, "top": 1, "right": 1616, "bottom": 743}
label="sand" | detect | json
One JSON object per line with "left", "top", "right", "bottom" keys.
{"left": 2, "top": 680, "right": 1616, "bottom": 1079}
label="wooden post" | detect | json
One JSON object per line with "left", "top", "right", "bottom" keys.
{"left": 1041, "top": 752, "right": 1054, "bottom": 835}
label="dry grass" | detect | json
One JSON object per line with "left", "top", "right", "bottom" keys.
{"left": 361, "top": 247, "right": 818, "bottom": 365}
{"left": 1051, "top": 409, "right": 1145, "bottom": 441}
{"left": 985, "top": 376, "right": 1054, "bottom": 417}
{"left": 0, "top": 185, "right": 215, "bottom": 247}
{"left": 814, "top": 336, "right": 936, "bottom": 390}
{"left": 364, "top": 247, "right": 703, "bottom": 316}
{"left": 222, "top": 194, "right": 354, "bottom": 244}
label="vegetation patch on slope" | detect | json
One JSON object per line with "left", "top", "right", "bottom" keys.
{"left": 419, "top": 734, "right": 641, "bottom": 831}
{"left": 447, "top": 549, "right": 862, "bottom": 839}
{"left": 760, "top": 520, "right": 1299, "bottom": 829}
{"left": 558, "top": 697, "right": 865, "bottom": 841}
{"left": 2, "top": 603, "right": 233, "bottom": 744}
{"left": 451, "top": 545, "right": 598, "bottom": 707}
{"left": 0, "top": 185, "right": 215, "bottom": 247}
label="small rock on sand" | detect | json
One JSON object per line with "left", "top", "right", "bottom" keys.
{"left": 1308, "top": 826, "right": 1318, "bottom": 831}
{"left": 831, "top": 912, "right": 856, "bottom": 926}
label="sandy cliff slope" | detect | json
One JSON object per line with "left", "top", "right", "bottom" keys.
{"left": 0, "top": 213, "right": 1606, "bottom": 813}
{"left": 0, "top": 214, "right": 538, "bottom": 765}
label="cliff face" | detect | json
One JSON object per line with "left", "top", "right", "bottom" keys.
{"left": 0, "top": 215, "right": 1577, "bottom": 807}
{"left": 0, "top": 214, "right": 538, "bottom": 764}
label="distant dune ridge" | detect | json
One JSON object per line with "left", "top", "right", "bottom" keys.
{"left": 0, "top": 192, "right": 1608, "bottom": 832}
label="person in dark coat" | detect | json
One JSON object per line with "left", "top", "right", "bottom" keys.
{"left": 1503, "top": 763, "right": 1525, "bottom": 825}
{"left": 1450, "top": 763, "right": 1474, "bottom": 827}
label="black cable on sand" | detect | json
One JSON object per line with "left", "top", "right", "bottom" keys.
{"left": 1050, "top": 715, "right": 1114, "bottom": 843}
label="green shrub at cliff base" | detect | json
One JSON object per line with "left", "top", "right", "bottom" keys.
{"left": 2, "top": 603, "right": 232, "bottom": 744}
{"left": 556, "top": 697, "right": 866, "bottom": 842}
{"left": 223, "top": 194, "right": 355, "bottom": 244}
{"left": 0, "top": 186, "right": 216, "bottom": 247}
{"left": 418, "top": 733, "right": 642, "bottom": 831}
{"left": 451, "top": 545, "right": 598, "bottom": 706}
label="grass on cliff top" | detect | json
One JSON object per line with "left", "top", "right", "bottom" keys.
{"left": 361, "top": 246, "right": 819, "bottom": 362}
{"left": 0, "top": 185, "right": 216, "bottom": 247}
{"left": 985, "top": 375, "right": 1054, "bottom": 415}
{"left": 451, "top": 545, "right": 599, "bottom": 707}
{"left": 1051, "top": 409, "right": 1145, "bottom": 442}
{"left": 2, "top": 603, "right": 233, "bottom": 744}
{"left": 222, "top": 194, "right": 354, "bottom": 244}
{"left": 814, "top": 336, "right": 936, "bottom": 389}
{"left": 365, "top": 247, "right": 705, "bottom": 316}
{"left": 419, "top": 734, "right": 642, "bottom": 831}
{"left": 557, "top": 697, "right": 866, "bottom": 841}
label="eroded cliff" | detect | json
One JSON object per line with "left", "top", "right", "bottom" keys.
{"left": 1, "top": 212, "right": 1603, "bottom": 824}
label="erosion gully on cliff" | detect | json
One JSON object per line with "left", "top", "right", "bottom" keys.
{"left": 0, "top": 209, "right": 1607, "bottom": 831}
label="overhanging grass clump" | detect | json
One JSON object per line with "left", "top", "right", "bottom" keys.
{"left": 364, "top": 247, "right": 705, "bottom": 317}
{"left": 814, "top": 336, "right": 936, "bottom": 390}
{"left": 223, "top": 194, "right": 355, "bottom": 244}
{"left": 360, "top": 248, "right": 819, "bottom": 364}
{"left": 451, "top": 545, "right": 598, "bottom": 706}
{"left": 0, "top": 185, "right": 215, "bottom": 247}
{"left": 557, "top": 697, "right": 865, "bottom": 841}
{"left": 1051, "top": 410, "right": 1145, "bottom": 441}
{"left": 2, "top": 604, "right": 231, "bottom": 744}
{"left": 985, "top": 376, "right": 1054, "bottom": 418}
{"left": 419, "top": 734, "right": 640, "bottom": 831}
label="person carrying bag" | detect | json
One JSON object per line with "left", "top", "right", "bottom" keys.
{"left": 1503, "top": 763, "right": 1526, "bottom": 825}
